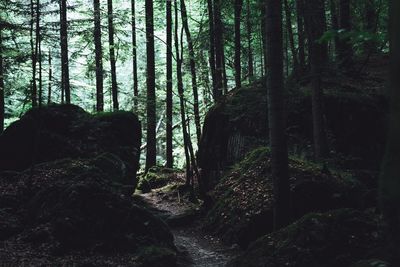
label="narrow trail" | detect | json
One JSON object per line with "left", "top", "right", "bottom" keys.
{"left": 139, "top": 189, "right": 238, "bottom": 267}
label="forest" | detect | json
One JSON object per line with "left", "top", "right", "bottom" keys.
{"left": 0, "top": 0, "right": 399, "bottom": 266}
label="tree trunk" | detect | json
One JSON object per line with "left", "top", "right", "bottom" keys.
{"left": 207, "top": 0, "right": 219, "bottom": 100}
{"left": 380, "top": 1, "right": 400, "bottom": 264}
{"left": 93, "top": 0, "right": 104, "bottom": 112}
{"left": 60, "top": 0, "right": 70, "bottom": 104}
{"left": 166, "top": 0, "right": 173, "bottom": 168}
{"left": 284, "top": 0, "right": 298, "bottom": 73}
{"left": 36, "top": 0, "right": 42, "bottom": 107}
{"left": 107, "top": 0, "right": 119, "bottom": 111}
{"left": 214, "top": 0, "right": 225, "bottom": 96}
{"left": 31, "top": 0, "right": 37, "bottom": 107}
{"left": 38, "top": 26, "right": 42, "bottom": 107}
{"left": 329, "top": 0, "right": 339, "bottom": 61}
{"left": 303, "top": 0, "right": 329, "bottom": 160}
{"left": 131, "top": 0, "right": 139, "bottom": 112}
{"left": 337, "top": 0, "right": 353, "bottom": 67}
{"left": 364, "top": 0, "right": 378, "bottom": 54}
{"left": 234, "top": 0, "right": 243, "bottom": 88}
{"left": 48, "top": 49, "right": 52, "bottom": 105}
{"left": 180, "top": 0, "right": 202, "bottom": 143}
{"left": 246, "top": 0, "right": 254, "bottom": 81}
{"left": 145, "top": 0, "right": 157, "bottom": 171}
{"left": 174, "top": 0, "right": 192, "bottom": 184}
{"left": 296, "top": 0, "right": 306, "bottom": 71}
{"left": 0, "top": 27, "right": 4, "bottom": 134}
{"left": 265, "top": 0, "right": 291, "bottom": 230}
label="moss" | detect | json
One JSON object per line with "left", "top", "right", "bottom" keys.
{"left": 137, "top": 166, "right": 183, "bottom": 193}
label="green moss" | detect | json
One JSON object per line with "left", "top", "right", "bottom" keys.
{"left": 137, "top": 166, "right": 183, "bottom": 193}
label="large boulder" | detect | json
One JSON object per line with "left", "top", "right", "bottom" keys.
{"left": 205, "top": 147, "right": 367, "bottom": 248}
{"left": 0, "top": 104, "right": 141, "bottom": 186}
{"left": 229, "top": 209, "right": 386, "bottom": 267}
{"left": 198, "top": 80, "right": 387, "bottom": 193}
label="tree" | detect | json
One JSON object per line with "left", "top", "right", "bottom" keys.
{"left": 234, "top": 0, "right": 243, "bottom": 88}
{"left": 30, "top": 0, "right": 37, "bottom": 107}
{"left": 93, "top": 0, "right": 104, "bottom": 111}
{"left": 296, "top": 0, "right": 306, "bottom": 71}
{"left": 214, "top": 0, "right": 225, "bottom": 97}
{"left": 180, "top": 0, "right": 201, "bottom": 143}
{"left": 145, "top": 0, "right": 157, "bottom": 171}
{"left": 131, "top": 0, "right": 138, "bottom": 112}
{"left": 246, "top": 0, "right": 254, "bottom": 81}
{"left": 60, "top": 0, "right": 70, "bottom": 104}
{"left": 265, "top": 0, "right": 291, "bottom": 230}
{"left": 107, "top": 0, "right": 119, "bottom": 111}
{"left": 36, "top": 0, "right": 42, "bottom": 107}
{"left": 284, "top": 0, "right": 298, "bottom": 73}
{"left": 303, "top": 0, "right": 329, "bottom": 160}
{"left": 337, "top": 0, "right": 353, "bottom": 67}
{"left": 47, "top": 49, "right": 52, "bottom": 105}
{"left": 166, "top": 0, "right": 173, "bottom": 168}
{"left": 0, "top": 26, "right": 4, "bottom": 134}
{"left": 380, "top": 0, "right": 400, "bottom": 264}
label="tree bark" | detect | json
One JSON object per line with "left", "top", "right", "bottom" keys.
{"left": 214, "top": 0, "right": 225, "bottom": 96}
{"left": 93, "top": 0, "right": 104, "bottom": 111}
{"left": 60, "top": 0, "right": 70, "bottom": 104}
{"left": 265, "top": 0, "right": 291, "bottom": 230}
{"left": 234, "top": 0, "right": 243, "bottom": 88}
{"left": 166, "top": 0, "right": 173, "bottom": 168}
{"left": 131, "top": 0, "right": 138, "bottom": 112}
{"left": 303, "top": 0, "right": 329, "bottom": 160}
{"left": 246, "top": 0, "right": 254, "bottom": 81}
{"left": 296, "top": 0, "right": 305, "bottom": 71}
{"left": 31, "top": 0, "right": 37, "bottom": 107}
{"left": 48, "top": 49, "right": 52, "bottom": 104}
{"left": 380, "top": 1, "right": 400, "bottom": 264}
{"left": 207, "top": 0, "right": 219, "bottom": 100}
{"left": 284, "top": 0, "right": 298, "bottom": 74}
{"left": 107, "top": 0, "right": 119, "bottom": 111}
{"left": 145, "top": 0, "right": 157, "bottom": 171}
{"left": 180, "top": 0, "right": 202, "bottom": 143}
{"left": 329, "top": 0, "right": 339, "bottom": 60}
{"left": 0, "top": 27, "right": 4, "bottom": 134}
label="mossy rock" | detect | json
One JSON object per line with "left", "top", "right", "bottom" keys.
{"left": 137, "top": 166, "right": 183, "bottom": 193}
{"left": 205, "top": 147, "right": 366, "bottom": 248}
{"left": 0, "top": 104, "right": 141, "bottom": 187}
{"left": 229, "top": 209, "right": 385, "bottom": 267}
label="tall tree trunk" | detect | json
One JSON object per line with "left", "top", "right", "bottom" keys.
{"left": 234, "top": 0, "right": 243, "bottom": 88}
{"left": 48, "top": 49, "right": 52, "bottom": 104}
{"left": 31, "top": 0, "right": 37, "bottom": 107}
{"left": 131, "top": 0, "right": 138, "bottom": 112}
{"left": 180, "top": 0, "right": 202, "bottom": 143}
{"left": 380, "top": 1, "right": 400, "bottom": 264}
{"left": 214, "top": 0, "right": 225, "bottom": 96}
{"left": 107, "top": 0, "right": 119, "bottom": 111}
{"left": 265, "top": 0, "right": 291, "bottom": 230}
{"left": 166, "top": 0, "right": 173, "bottom": 168}
{"left": 60, "top": 0, "right": 70, "bottom": 104}
{"left": 207, "top": 0, "right": 218, "bottom": 100}
{"left": 364, "top": 0, "right": 377, "bottom": 54}
{"left": 36, "top": 0, "right": 42, "bottom": 107}
{"left": 145, "top": 0, "right": 157, "bottom": 171}
{"left": 246, "top": 0, "right": 254, "bottom": 81}
{"left": 284, "top": 0, "right": 298, "bottom": 74}
{"left": 296, "top": 0, "right": 305, "bottom": 71}
{"left": 93, "top": 0, "right": 104, "bottom": 111}
{"left": 304, "top": 0, "right": 329, "bottom": 160}
{"left": 38, "top": 28, "right": 42, "bottom": 107}
{"left": 337, "top": 0, "right": 353, "bottom": 67}
{"left": 329, "top": 0, "right": 339, "bottom": 61}
{"left": 0, "top": 27, "right": 4, "bottom": 134}
{"left": 174, "top": 0, "right": 192, "bottom": 184}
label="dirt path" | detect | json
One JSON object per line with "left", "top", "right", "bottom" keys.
{"left": 139, "top": 189, "right": 238, "bottom": 267}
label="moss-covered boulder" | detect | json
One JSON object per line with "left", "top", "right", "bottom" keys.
{"left": 205, "top": 147, "right": 366, "bottom": 248}
{"left": 0, "top": 104, "right": 141, "bottom": 186}
{"left": 229, "top": 209, "right": 385, "bottom": 267}
{"left": 198, "top": 79, "right": 387, "bottom": 192}
{"left": 137, "top": 166, "right": 184, "bottom": 193}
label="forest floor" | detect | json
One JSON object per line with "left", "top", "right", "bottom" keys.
{"left": 137, "top": 185, "right": 239, "bottom": 266}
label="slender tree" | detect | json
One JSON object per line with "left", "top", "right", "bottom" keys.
{"left": 47, "top": 49, "right": 52, "bottom": 104}
{"left": 207, "top": 0, "right": 218, "bottom": 100}
{"left": 166, "top": 0, "right": 173, "bottom": 168}
{"left": 304, "top": 0, "right": 329, "bottom": 160}
{"left": 107, "top": 0, "right": 119, "bottom": 111}
{"left": 337, "top": 0, "right": 353, "bottom": 66}
{"left": 246, "top": 0, "right": 254, "bottom": 81}
{"left": 60, "top": 0, "right": 70, "bottom": 104}
{"left": 265, "top": 0, "right": 291, "bottom": 230}
{"left": 145, "top": 0, "right": 157, "bottom": 171}
{"left": 180, "top": 0, "right": 202, "bottom": 142}
{"left": 93, "top": 0, "right": 104, "bottom": 111}
{"left": 234, "top": 0, "right": 243, "bottom": 88}
{"left": 329, "top": 0, "right": 339, "bottom": 60}
{"left": 36, "top": 0, "right": 42, "bottom": 107}
{"left": 131, "top": 0, "right": 138, "bottom": 111}
{"left": 214, "top": 0, "right": 225, "bottom": 96}
{"left": 30, "top": 0, "right": 37, "bottom": 107}
{"left": 380, "top": 0, "right": 400, "bottom": 264}
{"left": 284, "top": 0, "right": 298, "bottom": 73}
{"left": 0, "top": 27, "right": 4, "bottom": 134}
{"left": 296, "top": 0, "right": 306, "bottom": 71}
